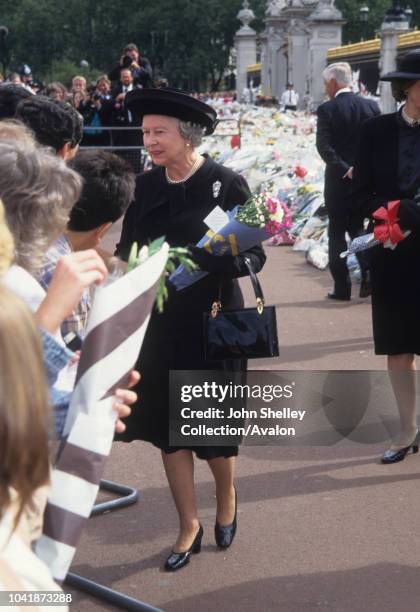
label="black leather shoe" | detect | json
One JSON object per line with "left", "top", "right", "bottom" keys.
{"left": 359, "top": 274, "right": 372, "bottom": 298}
{"left": 215, "top": 487, "right": 237, "bottom": 549}
{"left": 381, "top": 438, "right": 419, "bottom": 464}
{"left": 327, "top": 292, "right": 351, "bottom": 301}
{"left": 164, "top": 524, "right": 203, "bottom": 571}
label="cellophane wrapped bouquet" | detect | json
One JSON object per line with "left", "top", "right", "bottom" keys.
{"left": 170, "top": 192, "right": 292, "bottom": 291}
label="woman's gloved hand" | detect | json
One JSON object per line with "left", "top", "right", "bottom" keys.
{"left": 188, "top": 245, "right": 230, "bottom": 273}
{"left": 187, "top": 244, "right": 265, "bottom": 278}
{"left": 398, "top": 199, "right": 420, "bottom": 231}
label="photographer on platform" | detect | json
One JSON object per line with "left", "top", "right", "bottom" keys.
{"left": 108, "top": 43, "right": 154, "bottom": 89}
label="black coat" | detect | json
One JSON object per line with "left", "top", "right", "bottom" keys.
{"left": 316, "top": 92, "right": 380, "bottom": 213}
{"left": 110, "top": 84, "right": 142, "bottom": 147}
{"left": 111, "top": 83, "right": 141, "bottom": 125}
{"left": 351, "top": 112, "right": 420, "bottom": 355}
{"left": 115, "top": 156, "right": 266, "bottom": 455}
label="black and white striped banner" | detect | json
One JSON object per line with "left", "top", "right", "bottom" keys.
{"left": 36, "top": 244, "right": 169, "bottom": 580}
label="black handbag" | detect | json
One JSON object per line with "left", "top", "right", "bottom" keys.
{"left": 203, "top": 257, "right": 279, "bottom": 360}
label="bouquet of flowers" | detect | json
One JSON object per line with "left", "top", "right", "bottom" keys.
{"left": 127, "top": 237, "right": 197, "bottom": 312}
{"left": 236, "top": 193, "right": 291, "bottom": 235}
{"left": 265, "top": 198, "right": 294, "bottom": 245}
{"left": 169, "top": 193, "right": 292, "bottom": 291}
{"left": 341, "top": 200, "right": 411, "bottom": 259}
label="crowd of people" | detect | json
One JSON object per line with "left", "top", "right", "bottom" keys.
{"left": 0, "top": 79, "right": 140, "bottom": 599}
{"left": 0, "top": 43, "right": 154, "bottom": 148}
{"left": 1, "top": 39, "right": 420, "bottom": 605}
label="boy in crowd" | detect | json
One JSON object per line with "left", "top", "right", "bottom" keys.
{"left": 0, "top": 83, "right": 33, "bottom": 120}
{"left": 40, "top": 149, "right": 135, "bottom": 341}
{"left": 15, "top": 95, "right": 83, "bottom": 161}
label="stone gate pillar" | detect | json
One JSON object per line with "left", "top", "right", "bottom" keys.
{"left": 288, "top": 18, "right": 310, "bottom": 102}
{"left": 309, "top": 0, "right": 344, "bottom": 108}
{"left": 262, "top": 1, "right": 288, "bottom": 99}
{"left": 379, "top": 5, "right": 410, "bottom": 113}
{"left": 234, "top": 1, "right": 257, "bottom": 100}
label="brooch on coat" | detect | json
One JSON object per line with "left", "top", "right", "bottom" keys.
{"left": 213, "top": 181, "right": 221, "bottom": 199}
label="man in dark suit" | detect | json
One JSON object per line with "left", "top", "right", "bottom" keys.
{"left": 316, "top": 61, "right": 380, "bottom": 300}
{"left": 110, "top": 68, "right": 143, "bottom": 172}
{"left": 111, "top": 68, "right": 139, "bottom": 118}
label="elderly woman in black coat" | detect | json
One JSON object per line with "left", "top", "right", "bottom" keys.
{"left": 352, "top": 50, "right": 420, "bottom": 464}
{"left": 116, "top": 88, "right": 266, "bottom": 570}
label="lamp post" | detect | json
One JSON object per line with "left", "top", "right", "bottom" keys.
{"left": 359, "top": 5, "right": 369, "bottom": 41}
{"left": 79, "top": 59, "right": 89, "bottom": 80}
{"left": 382, "top": 1, "right": 410, "bottom": 29}
{"left": 405, "top": 6, "right": 413, "bottom": 27}
{"left": 0, "top": 26, "right": 10, "bottom": 77}
{"left": 150, "top": 30, "right": 169, "bottom": 80}
{"left": 380, "top": 1, "right": 411, "bottom": 113}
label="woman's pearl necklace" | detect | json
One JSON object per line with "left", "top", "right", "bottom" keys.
{"left": 165, "top": 156, "right": 204, "bottom": 184}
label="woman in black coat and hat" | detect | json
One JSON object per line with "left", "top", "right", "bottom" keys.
{"left": 115, "top": 88, "right": 266, "bottom": 570}
{"left": 352, "top": 49, "right": 420, "bottom": 464}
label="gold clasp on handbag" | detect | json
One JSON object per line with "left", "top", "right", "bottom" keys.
{"left": 211, "top": 301, "right": 222, "bottom": 318}
{"left": 256, "top": 297, "right": 264, "bottom": 314}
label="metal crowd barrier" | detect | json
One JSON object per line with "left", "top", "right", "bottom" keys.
{"left": 65, "top": 479, "right": 162, "bottom": 612}
{"left": 80, "top": 126, "right": 147, "bottom": 175}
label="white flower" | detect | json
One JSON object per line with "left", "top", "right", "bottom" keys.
{"left": 272, "top": 208, "right": 284, "bottom": 223}
{"left": 138, "top": 245, "right": 149, "bottom": 264}
{"left": 259, "top": 215, "right": 265, "bottom": 222}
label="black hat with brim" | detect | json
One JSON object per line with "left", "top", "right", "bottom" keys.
{"left": 125, "top": 88, "right": 218, "bottom": 135}
{"left": 380, "top": 49, "right": 420, "bottom": 81}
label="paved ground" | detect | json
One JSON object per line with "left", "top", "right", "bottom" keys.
{"left": 66, "top": 234, "right": 420, "bottom": 612}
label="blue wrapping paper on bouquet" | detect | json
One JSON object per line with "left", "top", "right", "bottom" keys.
{"left": 169, "top": 206, "right": 269, "bottom": 291}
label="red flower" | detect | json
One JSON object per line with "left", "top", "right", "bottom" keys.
{"left": 294, "top": 165, "right": 307, "bottom": 178}
{"left": 373, "top": 200, "right": 405, "bottom": 246}
{"left": 231, "top": 134, "right": 241, "bottom": 149}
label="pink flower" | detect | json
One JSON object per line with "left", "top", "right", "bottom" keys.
{"left": 266, "top": 198, "right": 278, "bottom": 214}
{"left": 278, "top": 201, "right": 293, "bottom": 229}
{"left": 266, "top": 220, "right": 282, "bottom": 235}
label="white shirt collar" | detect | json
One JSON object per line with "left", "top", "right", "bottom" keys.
{"left": 335, "top": 87, "right": 352, "bottom": 98}
{"left": 401, "top": 105, "right": 420, "bottom": 127}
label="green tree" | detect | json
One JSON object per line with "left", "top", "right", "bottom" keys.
{"left": 1, "top": 0, "right": 269, "bottom": 88}
{"left": 336, "top": 0, "right": 420, "bottom": 45}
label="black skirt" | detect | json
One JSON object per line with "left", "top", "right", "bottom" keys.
{"left": 368, "top": 232, "right": 420, "bottom": 355}
{"left": 115, "top": 300, "right": 244, "bottom": 460}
